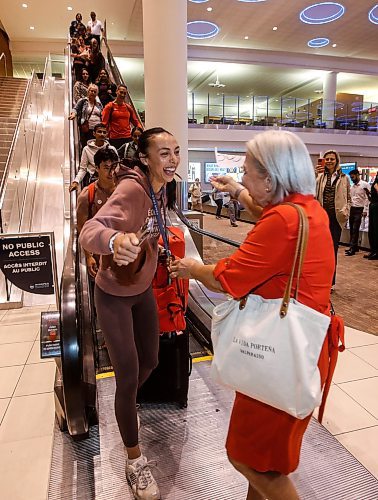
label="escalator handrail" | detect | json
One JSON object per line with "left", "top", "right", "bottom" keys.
{"left": 0, "top": 73, "right": 34, "bottom": 209}
{"left": 59, "top": 41, "right": 89, "bottom": 438}
{"left": 102, "top": 29, "right": 144, "bottom": 129}
{"left": 174, "top": 205, "right": 241, "bottom": 248}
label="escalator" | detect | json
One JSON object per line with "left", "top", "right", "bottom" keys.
{"left": 56, "top": 37, "right": 240, "bottom": 439}
{"left": 51, "top": 38, "right": 378, "bottom": 500}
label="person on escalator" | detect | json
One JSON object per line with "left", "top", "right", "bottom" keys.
{"left": 101, "top": 84, "right": 142, "bottom": 150}
{"left": 76, "top": 146, "right": 117, "bottom": 276}
{"left": 69, "top": 123, "right": 118, "bottom": 191}
{"left": 79, "top": 127, "right": 180, "bottom": 500}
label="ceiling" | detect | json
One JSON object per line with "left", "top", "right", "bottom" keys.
{"left": 1, "top": 0, "right": 378, "bottom": 59}
{"left": 2, "top": 0, "right": 378, "bottom": 101}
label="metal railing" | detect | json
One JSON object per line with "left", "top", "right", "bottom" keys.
{"left": 186, "top": 93, "right": 378, "bottom": 132}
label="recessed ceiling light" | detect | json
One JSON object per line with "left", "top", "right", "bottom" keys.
{"left": 238, "top": 0, "right": 266, "bottom": 2}
{"left": 244, "top": 36, "right": 249, "bottom": 39}
{"left": 300, "top": 2, "right": 345, "bottom": 25}
{"left": 189, "top": 0, "right": 209, "bottom": 3}
{"left": 332, "top": 43, "right": 337, "bottom": 47}
{"left": 187, "top": 21, "right": 220, "bottom": 39}
{"left": 207, "top": 7, "right": 213, "bottom": 11}
{"left": 29, "top": 26, "right": 35, "bottom": 30}
{"left": 308, "top": 37, "right": 330, "bottom": 48}
{"left": 67, "top": 6, "right": 73, "bottom": 11}
{"left": 368, "top": 5, "right": 378, "bottom": 24}
{"left": 22, "top": 3, "right": 28, "bottom": 7}
{"left": 272, "top": 26, "right": 278, "bottom": 30}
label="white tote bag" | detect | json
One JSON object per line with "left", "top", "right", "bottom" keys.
{"left": 210, "top": 204, "right": 331, "bottom": 419}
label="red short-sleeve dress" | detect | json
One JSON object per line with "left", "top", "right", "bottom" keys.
{"left": 213, "top": 193, "right": 334, "bottom": 475}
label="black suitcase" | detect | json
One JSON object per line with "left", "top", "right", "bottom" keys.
{"left": 137, "top": 331, "right": 192, "bottom": 408}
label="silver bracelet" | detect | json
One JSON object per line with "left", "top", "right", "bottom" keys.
{"left": 108, "top": 233, "right": 120, "bottom": 254}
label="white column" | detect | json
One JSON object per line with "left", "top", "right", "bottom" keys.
{"left": 322, "top": 71, "right": 337, "bottom": 129}
{"left": 142, "top": 0, "right": 188, "bottom": 180}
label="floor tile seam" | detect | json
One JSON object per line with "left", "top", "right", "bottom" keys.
{"left": 333, "top": 423, "right": 378, "bottom": 438}
{"left": 0, "top": 432, "right": 55, "bottom": 448}
{"left": 0, "top": 399, "right": 11, "bottom": 427}
{"left": 336, "top": 382, "right": 378, "bottom": 421}
{"left": 14, "top": 388, "right": 55, "bottom": 398}
{"left": 348, "top": 347, "right": 378, "bottom": 370}
{"left": 335, "top": 374, "right": 378, "bottom": 385}
{"left": 0, "top": 320, "right": 42, "bottom": 326}
{"left": 0, "top": 430, "right": 56, "bottom": 446}
{"left": 0, "top": 338, "right": 40, "bottom": 346}
{"left": 0, "top": 361, "right": 27, "bottom": 403}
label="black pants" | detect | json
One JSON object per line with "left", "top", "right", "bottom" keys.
{"left": 79, "top": 128, "right": 95, "bottom": 149}
{"left": 326, "top": 211, "right": 342, "bottom": 286}
{"left": 368, "top": 202, "right": 378, "bottom": 253}
{"left": 349, "top": 206, "right": 364, "bottom": 251}
{"left": 94, "top": 285, "right": 159, "bottom": 448}
{"left": 215, "top": 199, "right": 223, "bottom": 218}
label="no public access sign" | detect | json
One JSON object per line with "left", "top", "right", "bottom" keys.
{"left": 0, "top": 233, "right": 58, "bottom": 296}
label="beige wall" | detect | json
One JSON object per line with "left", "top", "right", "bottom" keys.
{"left": 0, "top": 20, "right": 13, "bottom": 76}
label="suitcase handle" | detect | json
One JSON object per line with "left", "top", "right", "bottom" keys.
{"left": 188, "top": 353, "right": 192, "bottom": 376}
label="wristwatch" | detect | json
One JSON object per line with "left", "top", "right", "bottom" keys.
{"left": 108, "top": 233, "right": 120, "bottom": 254}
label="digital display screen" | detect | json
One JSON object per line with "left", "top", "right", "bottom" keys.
{"left": 204, "top": 162, "right": 244, "bottom": 183}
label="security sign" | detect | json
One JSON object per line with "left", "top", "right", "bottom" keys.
{"left": 0, "top": 233, "right": 56, "bottom": 295}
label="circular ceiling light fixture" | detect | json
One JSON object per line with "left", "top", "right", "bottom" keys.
{"left": 272, "top": 26, "right": 278, "bottom": 30}
{"left": 238, "top": 0, "right": 267, "bottom": 2}
{"left": 308, "top": 37, "right": 330, "bottom": 47}
{"left": 67, "top": 6, "right": 73, "bottom": 10}
{"left": 22, "top": 3, "right": 28, "bottom": 7}
{"left": 300, "top": 2, "right": 345, "bottom": 24}
{"left": 189, "top": 0, "right": 209, "bottom": 3}
{"left": 29, "top": 26, "right": 35, "bottom": 30}
{"left": 187, "top": 21, "right": 220, "bottom": 39}
{"left": 368, "top": 5, "right": 378, "bottom": 24}
{"left": 207, "top": 7, "right": 213, "bottom": 11}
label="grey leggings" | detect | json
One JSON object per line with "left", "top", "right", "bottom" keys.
{"left": 95, "top": 285, "right": 159, "bottom": 447}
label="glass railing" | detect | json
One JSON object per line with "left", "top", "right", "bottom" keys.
{"left": 186, "top": 93, "right": 378, "bottom": 132}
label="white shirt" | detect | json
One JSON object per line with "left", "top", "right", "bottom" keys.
{"left": 87, "top": 19, "right": 103, "bottom": 35}
{"left": 351, "top": 180, "right": 370, "bottom": 211}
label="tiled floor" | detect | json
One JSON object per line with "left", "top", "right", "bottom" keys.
{"left": 0, "top": 305, "right": 377, "bottom": 499}
{"left": 0, "top": 304, "right": 56, "bottom": 500}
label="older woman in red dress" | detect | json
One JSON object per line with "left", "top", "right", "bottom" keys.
{"left": 170, "top": 130, "right": 334, "bottom": 500}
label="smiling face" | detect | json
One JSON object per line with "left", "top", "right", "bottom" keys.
{"left": 97, "top": 159, "right": 116, "bottom": 189}
{"left": 141, "top": 133, "right": 180, "bottom": 190}
{"left": 116, "top": 86, "right": 127, "bottom": 102}
{"left": 324, "top": 153, "right": 338, "bottom": 174}
{"left": 242, "top": 152, "right": 273, "bottom": 207}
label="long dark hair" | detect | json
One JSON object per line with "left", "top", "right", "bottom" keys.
{"left": 137, "top": 127, "right": 177, "bottom": 209}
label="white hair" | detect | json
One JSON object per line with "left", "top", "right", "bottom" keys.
{"left": 246, "top": 130, "right": 315, "bottom": 204}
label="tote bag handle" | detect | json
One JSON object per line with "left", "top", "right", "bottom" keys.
{"left": 280, "top": 203, "right": 309, "bottom": 318}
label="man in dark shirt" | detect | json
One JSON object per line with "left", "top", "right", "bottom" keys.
{"left": 364, "top": 173, "right": 378, "bottom": 260}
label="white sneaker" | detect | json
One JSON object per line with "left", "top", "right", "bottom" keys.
{"left": 126, "top": 455, "right": 160, "bottom": 500}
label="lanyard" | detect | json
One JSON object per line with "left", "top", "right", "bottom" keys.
{"left": 148, "top": 182, "right": 170, "bottom": 257}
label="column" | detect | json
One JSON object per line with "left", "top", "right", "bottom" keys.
{"left": 142, "top": 0, "right": 188, "bottom": 181}
{"left": 322, "top": 71, "right": 337, "bottom": 129}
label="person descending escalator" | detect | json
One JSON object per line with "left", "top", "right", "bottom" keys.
{"left": 79, "top": 127, "right": 181, "bottom": 500}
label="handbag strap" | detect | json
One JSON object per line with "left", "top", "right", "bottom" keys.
{"left": 279, "top": 203, "right": 309, "bottom": 318}
{"left": 86, "top": 100, "right": 96, "bottom": 121}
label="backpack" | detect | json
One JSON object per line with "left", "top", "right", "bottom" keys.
{"left": 152, "top": 226, "right": 189, "bottom": 333}
{"left": 87, "top": 181, "right": 96, "bottom": 219}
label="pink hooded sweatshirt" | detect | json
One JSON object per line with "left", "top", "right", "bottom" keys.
{"left": 79, "top": 166, "right": 165, "bottom": 297}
